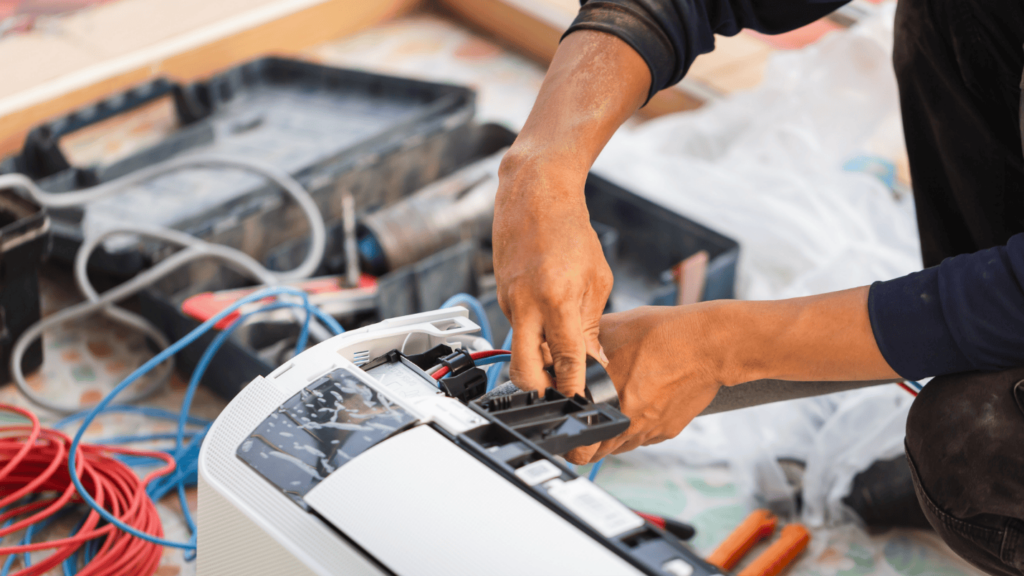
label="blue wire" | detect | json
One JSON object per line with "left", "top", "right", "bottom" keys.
{"left": 1, "top": 509, "right": 19, "bottom": 575}
{"left": 14, "top": 508, "right": 74, "bottom": 571}
{"left": 173, "top": 298, "right": 342, "bottom": 548}
{"left": 907, "top": 380, "right": 923, "bottom": 391}
{"left": 66, "top": 287, "right": 322, "bottom": 550}
{"left": 168, "top": 299, "right": 340, "bottom": 543}
{"left": 53, "top": 405, "right": 212, "bottom": 431}
{"left": 97, "top": 432, "right": 199, "bottom": 445}
{"left": 471, "top": 355, "right": 511, "bottom": 368}
{"left": 50, "top": 296, "right": 338, "bottom": 559}
{"left": 487, "top": 328, "right": 514, "bottom": 392}
{"left": 588, "top": 458, "right": 605, "bottom": 482}
{"left": 441, "top": 293, "right": 492, "bottom": 345}
{"left": 62, "top": 511, "right": 90, "bottom": 576}
{"left": 1, "top": 507, "right": 20, "bottom": 576}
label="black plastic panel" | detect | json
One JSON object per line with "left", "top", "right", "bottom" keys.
{"left": 237, "top": 367, "right": 417, "bottom": 497}
{"left": 474, "top": 388, "right": 629, "bottom": 456}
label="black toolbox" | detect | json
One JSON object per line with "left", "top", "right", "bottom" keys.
{"left": 1, "top": 57, "right": 476, "bottom": 285}
{"left": 0, "top": 190, "right": 50, "bottom": 383}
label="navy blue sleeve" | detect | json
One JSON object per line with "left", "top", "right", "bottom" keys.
{"left": 869, "top": 233, "right": 1024, "bottom": 380}
{"left": 564, "top": 0, "right": 850, "bottom": 101}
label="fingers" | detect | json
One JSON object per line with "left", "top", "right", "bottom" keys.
{"left": 565, "top": 443, "right": 600, "bottom": 466}
{"left": 589, "top": 419, "right": 645, "bottom": 462}
{"left": 544, "top": 307, "right": 589, "bottom": 398}
{"left": 540, "top": 342, "right": 553, "bottom": 366}
{"left": 590, "top": 438, "right": 624, "bottom": 463}
{"left": 509, "top": 313, "right": 553, "bottom": 393}
{"left": 581, "top": 278, "right": 612, "bottom": 367}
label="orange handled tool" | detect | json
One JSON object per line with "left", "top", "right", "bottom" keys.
{"left": 737, "top": 524, "right": 811, "bottom": 576}
{"left": 706, "top": 510, "right": 778, "bottom": 571}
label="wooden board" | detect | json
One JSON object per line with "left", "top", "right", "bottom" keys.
{"left": 0, "top": 0, "right": 420, "bottom": 158}
{"left": 438, "top": 0, "right": 778, "bottom": 117}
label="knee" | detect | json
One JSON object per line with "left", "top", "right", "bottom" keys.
{"left": 905, "top": 369, "right": 1024, "bottom": 576}
{"left": 906, "top": 369, "right": 1024, "bottom": 502}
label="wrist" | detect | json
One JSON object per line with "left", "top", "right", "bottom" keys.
{"left": 497, "top": 146, "right": 589, "bottom": 206}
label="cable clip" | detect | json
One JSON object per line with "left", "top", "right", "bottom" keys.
{"left": 437, "top": 348, "right": 487, "bottom": 403}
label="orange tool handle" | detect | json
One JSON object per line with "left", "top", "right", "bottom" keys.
{"left": 706, "top": 509, "right": 777, "bottom": 571}
{"left": 737, "top": 524, "right": 811, "bottom": 576}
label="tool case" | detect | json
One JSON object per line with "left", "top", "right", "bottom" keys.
{"left": 0, "top": 190, "right": 50, "bottom": 383}
{"left": 1, "top": 57, "right": 476, "bottom": 283}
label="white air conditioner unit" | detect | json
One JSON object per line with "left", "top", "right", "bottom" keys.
{"left": 197, "top": 308, "right": 718, "bottom": 576}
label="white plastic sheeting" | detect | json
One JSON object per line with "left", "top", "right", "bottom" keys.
{"left": 593, "top": 3, "right": 922, "bottom": 526}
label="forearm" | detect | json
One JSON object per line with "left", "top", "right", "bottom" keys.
{"left": 498, "top": 30, "right": 650, "bottom": 189}
{"left": 706, "top": 286, "right": 900, "bottom": 385}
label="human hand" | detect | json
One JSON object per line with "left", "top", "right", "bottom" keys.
{"left": 493, "top": 156, "right": 613, "bottom": 399}
{"left": 565, "top": 305, "right": 726, "bottom": 465}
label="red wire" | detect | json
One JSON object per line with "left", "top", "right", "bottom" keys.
{"left": 0, "top": 403, "right": 170, "bottom": 576}
{"left": 430, "top": 349, "right": 511, "bottom": 379}
{"left": 633, "top": 510, "right": 667, "bottom": 529}
{"left": 896, "top": 381, "right": 919, "bottom": 397}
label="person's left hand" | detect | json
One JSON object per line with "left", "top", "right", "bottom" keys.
{"left": 564, "top": 305, "right": 727, "bottom": 465}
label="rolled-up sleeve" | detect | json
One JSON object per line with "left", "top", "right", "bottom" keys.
{"left": 565, "top": 0, "right": 850, "bottom": 101}
{"left": 869, "top": 233, "right": 1024, "bottom": 380}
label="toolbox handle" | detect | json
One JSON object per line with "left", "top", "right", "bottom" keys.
{"left": 13, "top": 78, "right": 211, "bottom": 181}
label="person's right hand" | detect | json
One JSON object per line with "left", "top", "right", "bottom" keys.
{"left": 493, "top": 154, "right": 613, "bottom": 399}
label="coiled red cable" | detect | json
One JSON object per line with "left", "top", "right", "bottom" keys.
{"left": 0, "top": 403, "right": 171, "bottom": 575}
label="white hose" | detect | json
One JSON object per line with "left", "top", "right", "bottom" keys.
{"left": 1, "top": 154, "right": 330, "bottom": 413}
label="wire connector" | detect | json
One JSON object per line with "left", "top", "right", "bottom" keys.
{"left": 437, "top": 348, "right": 487, "bottom": 402}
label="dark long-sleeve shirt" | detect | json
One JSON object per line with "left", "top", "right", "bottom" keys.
{"left": 567, "top": 0, "right": 1024, "bottom": 379}
{"left": 566, "top": 0, "right": 849, "bottom": 101}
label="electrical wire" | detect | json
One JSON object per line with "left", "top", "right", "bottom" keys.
{"left": 487, "top": 328, "right": 514, "bottom": 392}
{"left": 0, "top": 288, "right": 324, "bottom": 575}
{"left": 588, "top": 459, "right": 605, "bottom": 482}
{"left": 3, "top": 291, "right": 337, "bottom": 575}
{"left": 470, "top": 354, "right": 512, "bottom": 368}
{"left": 53, "top": 405, "right": 211, "bottom": 431}
{"left": 0, "top": 403, "right": 171, "bottom": 575}
{"left": 163, "top": 297, "right": 342, "bottom": 552}
{"left": 1, "top": 154, "right": 331, "bottom": 413}
{"left": 896, "top": 381, "right": 919, "bottom": 397}
{"left": 15, "top": 291, "right": 331, "bottom": 575}
{"left": 62, "top": 287, "right": 330, "bottom": 553}
{"left": 430, "top": 350, "right": 511, "bottom": 380}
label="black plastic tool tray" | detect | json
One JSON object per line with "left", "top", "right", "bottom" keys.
{"left": 139, "top": 123, "right": 738, "bottom": 401}
{"left": 2, "top": 57, "right": 475, "bottom": 280}
{"left": 0, "top": 191, "right": 50, "bottom": 383}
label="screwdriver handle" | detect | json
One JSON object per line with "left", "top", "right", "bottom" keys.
{"left": 738, "top": 524, "right": 811, "bottom": 576}
{"left": 706, "top": 509, "right": 777, "bottom": 571}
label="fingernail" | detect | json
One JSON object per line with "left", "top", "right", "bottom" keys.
{"left": 598, "top": 347, "right": 609, "bottom": 365}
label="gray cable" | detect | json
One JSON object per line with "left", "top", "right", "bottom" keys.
{"left": 1, "top": 155, "right": 330, "bottom": 413}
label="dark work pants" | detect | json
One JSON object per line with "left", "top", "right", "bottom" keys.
{"left": 893, "top": 0, "right": 1024, "bottom": 574}
{"left": 906, "top": 370, "right": 1024, "bottom": 576}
